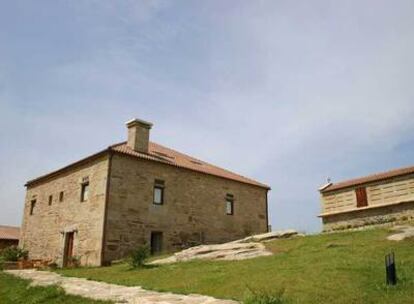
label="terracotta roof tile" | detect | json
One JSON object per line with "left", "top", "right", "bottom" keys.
{"left": 111, "top": 142, "right": 270, "bottom": 189}
{"left": 321, "top": 165, "right": 414, "bottom": 193}
{"left": 0, "top": 225, "right": 20, "bottom": 240}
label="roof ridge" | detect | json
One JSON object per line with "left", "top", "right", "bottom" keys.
{"left": 322, "top": 164, "right": 414, "bottom": 193}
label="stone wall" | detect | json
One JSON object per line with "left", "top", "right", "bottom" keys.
{"left": 322, "top": 201, "right": 414, "bottom": 232}
{"left": 102, "top": 153, "right": 268, "bottom": 262}
{"left": 20, "top": 155, "right": 110, "bottom": 266}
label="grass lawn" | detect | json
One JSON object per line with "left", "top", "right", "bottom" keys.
{"left": 0, "top": 272, "right": 112, "bottom": 304}
{"left": 58, "top": 227, "right": 414, "bottom": 303}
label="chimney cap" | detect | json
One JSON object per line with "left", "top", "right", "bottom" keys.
{"left": 125, "top": 118, "right": 153, "bottom": 129}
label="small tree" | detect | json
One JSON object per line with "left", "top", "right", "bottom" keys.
{"left": 128, "top": 245, "right": 150, "bottom": 269}
{"left": 0, "top": 246, "right": 28, "bottom": 262}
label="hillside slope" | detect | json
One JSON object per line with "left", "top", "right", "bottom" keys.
{"left": 58, "top": 227, "right": 414, "bottom": 304}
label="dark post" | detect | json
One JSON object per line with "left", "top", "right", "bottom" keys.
{"left": 385, "top": 252, "right": 397, "bottom": 285}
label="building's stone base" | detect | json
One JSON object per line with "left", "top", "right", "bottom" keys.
{"left": 322, "top": 201, "right": 414, "bottom": 232}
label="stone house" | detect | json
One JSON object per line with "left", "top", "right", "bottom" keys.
{"left": 0, "top": 225, "right": 20, "bottom": 250}
{"left": 20, "top": 119, "right": 270, "bottom": 266}
{"left": 319, "top": 165, "right": 414, "bottom": 232}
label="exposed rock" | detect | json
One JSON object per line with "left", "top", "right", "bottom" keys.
{"left": 232, "top": 229, "right": 299, "bottom": 243}
{"left": 6, "top": 270, "right": 238, "bottom": 304}
{"left": 387, "top": 225, "right": 414, "bottom": 241}
{"left": 151, "top": 242, "right": 272, "bottom": 265}
{"left": 151, "top": 230, "right": 301, "bottom": 265}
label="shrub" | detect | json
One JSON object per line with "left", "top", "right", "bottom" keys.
{"left": 0, "top": 246, "right": 28, "bottom": 262}
{"left": 48, "top": 262, "right": 58, "bottom": 270}
{"left": 128, "top": 245, "right": 150, "bottom": 269}
{"left": 68, "top": 256, "right": 81, "bottom": 268}
{"left": 244, "top": 287, "right": 288, "bottom": 304}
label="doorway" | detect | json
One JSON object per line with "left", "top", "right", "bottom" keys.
{"left": 150, "top": 232, "right": 163, "bottom": 255}
{"left": 63, "top": 232, "right": 74, "bottom": 267}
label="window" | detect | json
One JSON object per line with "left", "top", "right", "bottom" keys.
{"left": 48, "top": 195, "right": 53, "bottom": 206}
{"left": 226, "top": 194, "right": 234, "bottom": 215}
{"left": 81, "top": 182, "right": 89, "bottom": 202}
{"left": 355, "top": 187, "right": 368, "bottom": 208}
{"left": 153, "top": 180, "right": 165, "bottom": 205}
{"left": 30, "top": 199, "right": 36, "bottom": 215}
{"left": 59, "top": 191, "right": 64, "bottom": 202}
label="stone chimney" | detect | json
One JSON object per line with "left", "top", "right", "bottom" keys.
{"left": 125, "top": 118, "right": 153, "bottom": 153}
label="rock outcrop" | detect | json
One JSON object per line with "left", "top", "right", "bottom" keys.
{"left": 232, "top": 229, "right": 299, "bottom": 243}
{"left": 387, "top": 225, "right": 414, "bottom": 241}
{"left": 151, "top": 229, "right": 301, "bottom": 265}
{"left": 151, "top": 242, "right": 272, "bottom": 265}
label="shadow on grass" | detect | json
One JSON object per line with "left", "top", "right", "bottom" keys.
{"left": 126, "top": 264, "right": 160, "bottom": 271}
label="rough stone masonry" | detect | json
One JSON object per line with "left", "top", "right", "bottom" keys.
{"left": 20, "top": 118, "right": 270, "bottom": 266}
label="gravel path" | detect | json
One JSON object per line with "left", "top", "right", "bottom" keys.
{"left": 5, "top": 269, "right": 238, "bottom": 304}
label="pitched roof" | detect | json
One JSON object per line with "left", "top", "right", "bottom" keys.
{"left": 321, "top": 164, "right": 414, "bottom": 193}
{"left": 0, "top": 225, "right": 20, "bottom": 240}
{"left": 26, "top": 142, "right": 270, "bottom": 189}
{"left": 111, "top": 142, "right": 270, "bottom": 189}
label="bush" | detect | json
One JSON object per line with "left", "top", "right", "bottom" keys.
{"left": 128, "top": 245, "right": 150, "bottom": 269}
{"left": 244, "top": 287, "right": 288, "bottom": 304}
{"left": 0, "top": 246, "right": 28, "bottom": 262}
{"left": 68, "top": 256, "right": 81, "bottom": 268}
{"left": 48, "top": 262, "right": 58, "bottom": 270}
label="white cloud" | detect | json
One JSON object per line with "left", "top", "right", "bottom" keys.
{"left": 1, "top": 1, "right": 414, "bottom": 232}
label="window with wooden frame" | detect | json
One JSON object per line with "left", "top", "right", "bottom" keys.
{"left": 59, "top": 191, "right": 64, "bottom": 202}
{"left": 355, "top": 187, "right": 368, "bottom": 208}
{"left": 226, "top": 194, "right": 234, "bottom": 215}
{"left": 80, "top": 178, "right": 89, "bottom": 202}
{"left": 48, "top": 195, "right": 53, "bottom": 206}
{"left": 153, "top": 179, "right": 165, "bottom": 205}
{"left": 30, "top": 199, "right": 36, "bottom": 215}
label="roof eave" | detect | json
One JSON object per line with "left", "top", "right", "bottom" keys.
{"left": 320, "top": 166, "right": 414, "bottom": 194}
{"left": 25, "top": 148, "right": 112, "bottom": 187}
{"left": 318, "top": 182, "right": 333, "bottom": 192}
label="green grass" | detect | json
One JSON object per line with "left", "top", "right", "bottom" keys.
{"left": 57, "top": 228, "right": 414, "bottom": 303}
{"left": 0, "top": 272, "right": 112, "bottom": 304}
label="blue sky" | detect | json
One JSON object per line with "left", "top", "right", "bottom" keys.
{"left": 1, "top": 1, "right": 414, "bottom": 232}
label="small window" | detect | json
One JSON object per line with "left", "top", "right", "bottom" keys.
{"left": 81, "top": 182, "right": 89, "bottom": 202}
{"left": 59, "top": 191, "right": 64, "bottom": 202}
{"left": 30, "top": 200, "right": 36, "bottom": 215}
{"left": 226, "top": 194, "right": 234, "bottom": 215}
{"left": 355, "top": 187, "right": 368, "bottom": 208}
{"left": 153, "top": 180, "right": 165, "bottom": 205}
{"left": 48, "top": 195, "right": 53, "bottom": 206}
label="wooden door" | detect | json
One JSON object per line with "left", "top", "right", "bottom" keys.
{"left": 150, "top": 232, "right": 163, "bottom": 255}
{"left": 356, "top": 187, "right": 368, "bottom": 207}
{"left": 63, "top": 232, "right": 74, "bottom": 267}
